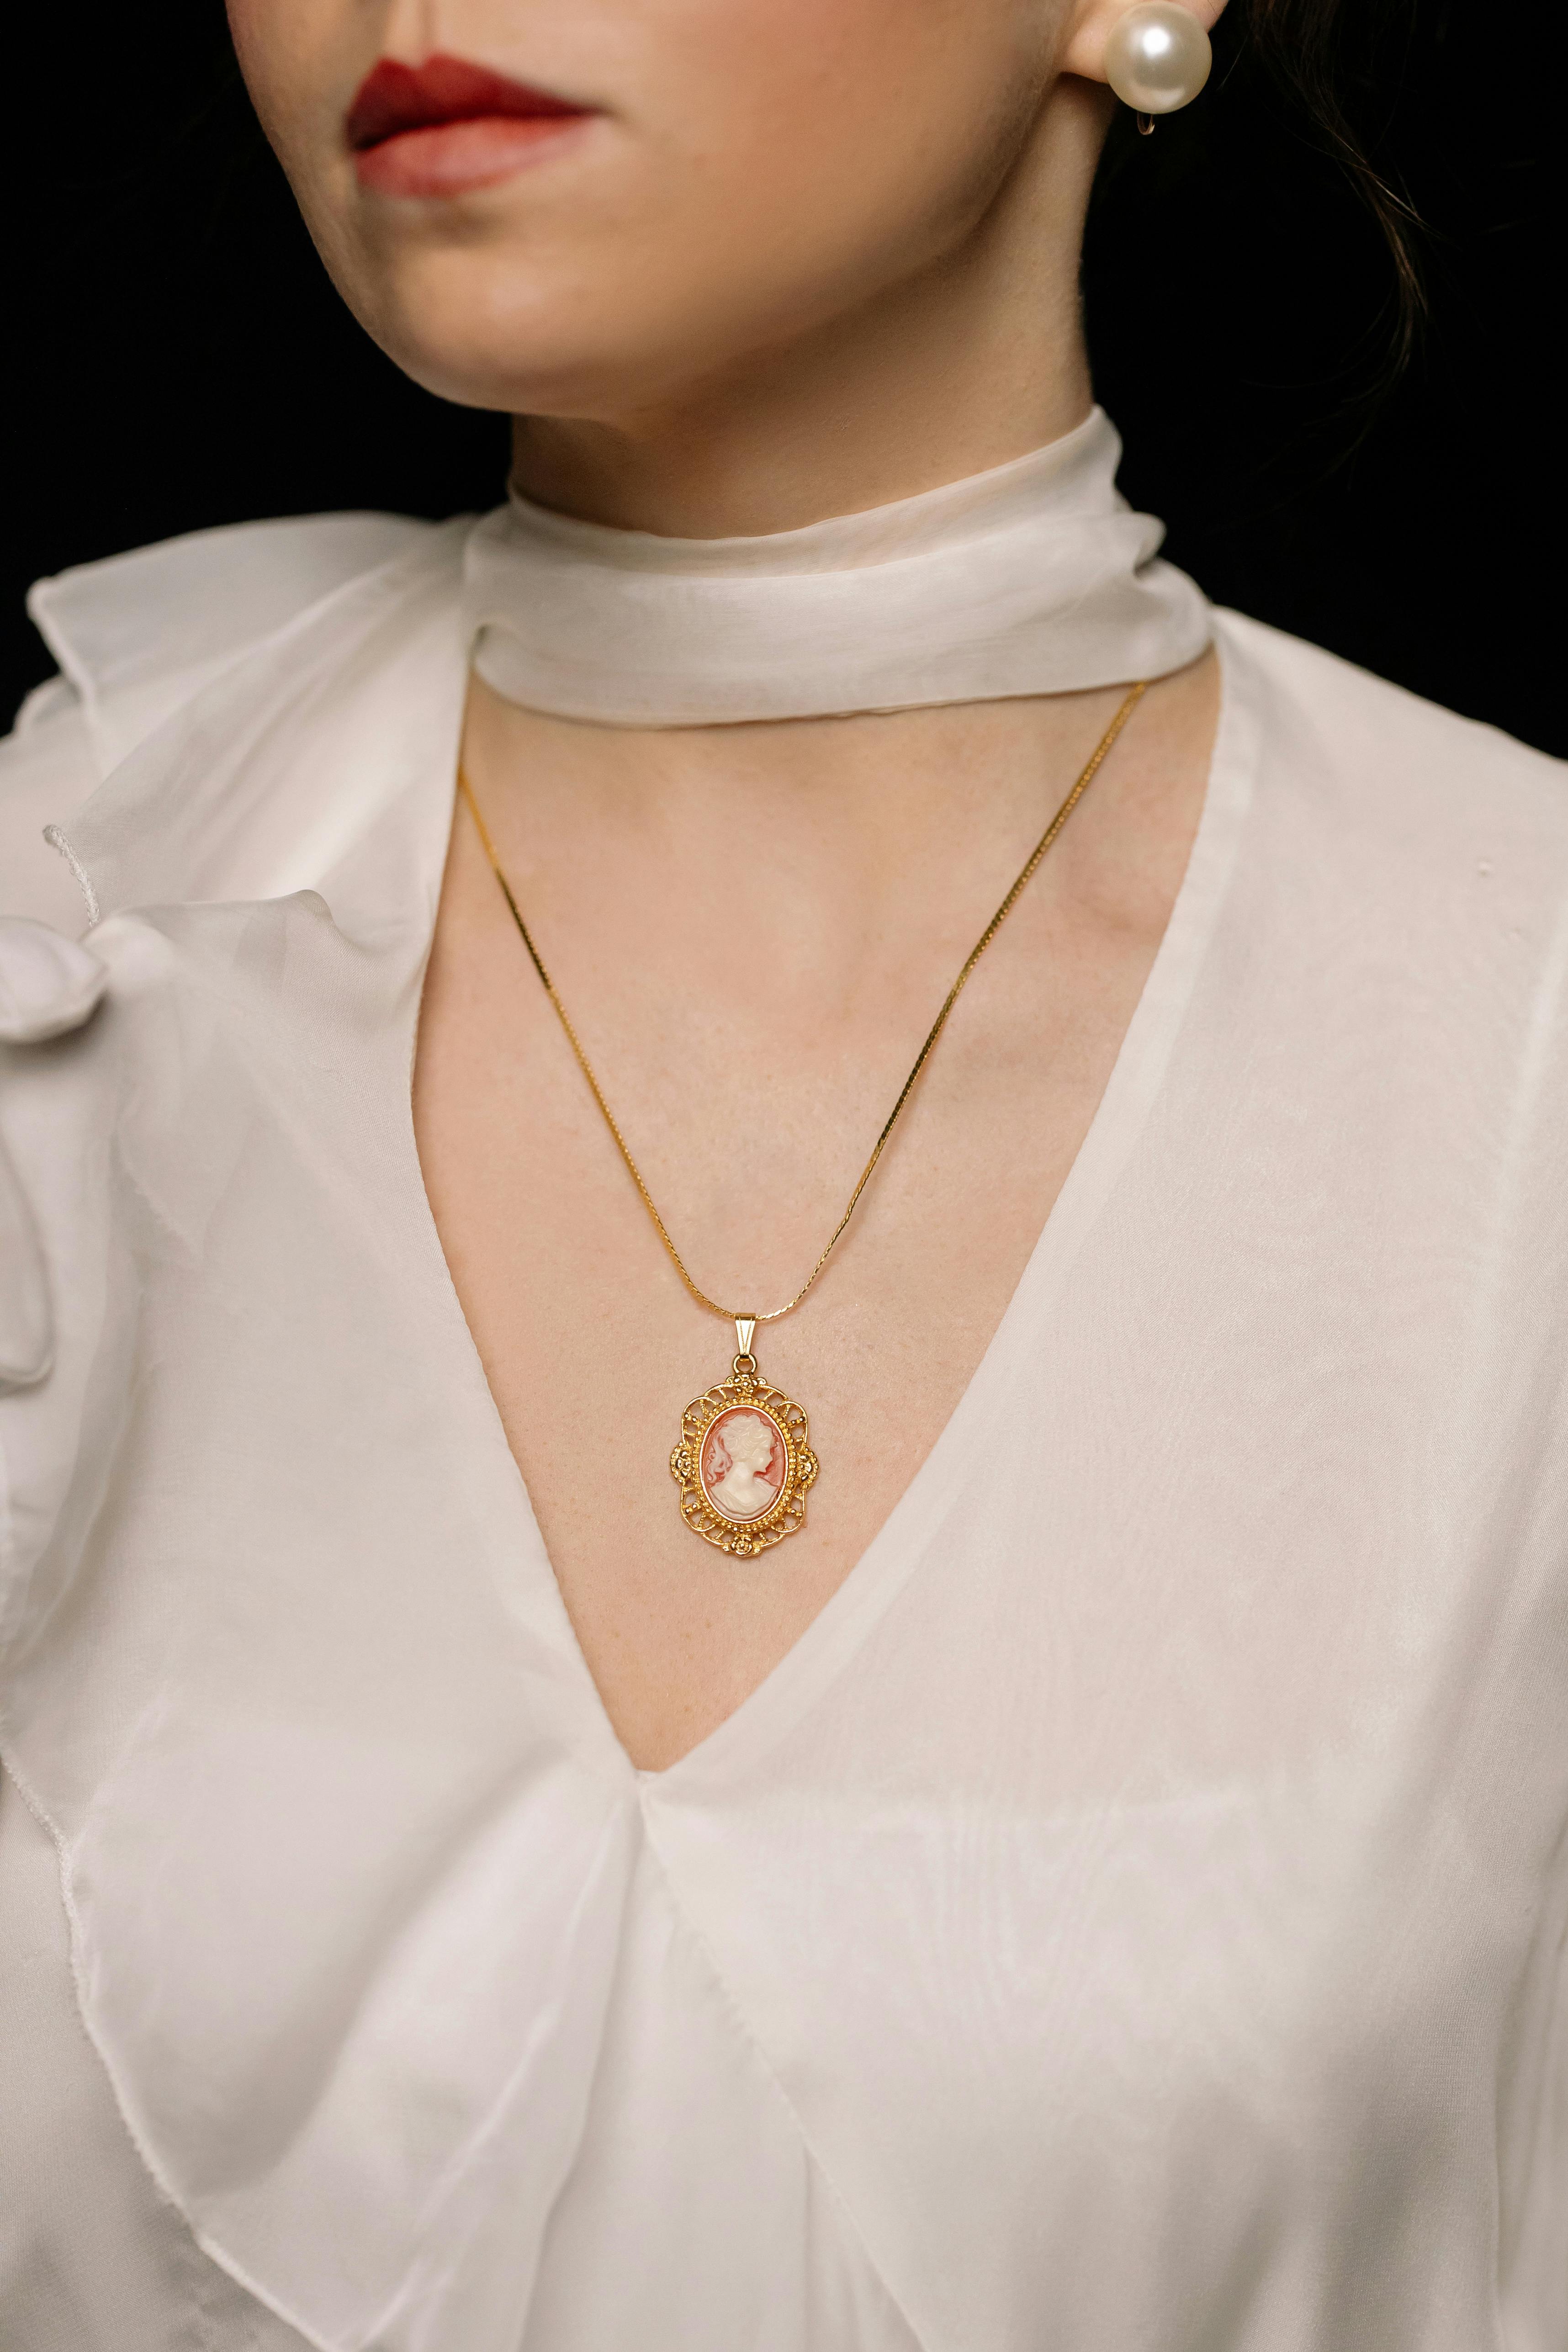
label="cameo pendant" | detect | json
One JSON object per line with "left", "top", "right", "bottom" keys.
{"left": 669, "top": 1320, "right": 820, "bottom": 1558}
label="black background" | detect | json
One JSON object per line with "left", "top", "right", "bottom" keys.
{"left": 5, "top": 3, "right": 1561, "bottom": 752}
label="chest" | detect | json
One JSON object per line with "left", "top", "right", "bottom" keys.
{"left": 412, "top": 796, "right": 1173, "bottom": 1768}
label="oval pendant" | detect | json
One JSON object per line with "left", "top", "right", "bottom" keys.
{"left": 669, "top": 1344, "right": 819, "bottom": 1559}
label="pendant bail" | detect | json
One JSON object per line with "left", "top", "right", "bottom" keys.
{"left": 735, "top": 1317, "right": 757, "bottom": 1359}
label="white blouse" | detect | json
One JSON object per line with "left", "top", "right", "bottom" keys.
{"left": 1, "top": 418, "right": 1567, "bottom": 2352}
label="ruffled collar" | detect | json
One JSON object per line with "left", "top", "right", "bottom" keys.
{"left": 464, "top": 408, "right": 1209, "bottom": 727}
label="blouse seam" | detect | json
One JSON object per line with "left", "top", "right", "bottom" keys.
{"left": 637, "top": 1793, "right": 933, "bottom": 2352}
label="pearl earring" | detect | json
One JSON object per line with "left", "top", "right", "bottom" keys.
{"left": 1104, "top": 4, "right": 1213, "bottom": 134}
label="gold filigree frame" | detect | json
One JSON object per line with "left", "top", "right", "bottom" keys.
{"left": 669, "top": 1355, "right": 819, "bottom": 1558}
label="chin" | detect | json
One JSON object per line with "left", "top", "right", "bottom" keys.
{"left": 346, "top": 243, "right": 798, "bottom": 424}
{"left": 343, "top": 250, "right": 630, "bottom": 415}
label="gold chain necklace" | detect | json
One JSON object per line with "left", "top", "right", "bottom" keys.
{"left": 458, "top": 678, "right": 1146, "bottom": 1559}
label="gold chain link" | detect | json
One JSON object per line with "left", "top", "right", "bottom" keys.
{"left": 458, "top": 678, "right": 1147, "bottom": 1327}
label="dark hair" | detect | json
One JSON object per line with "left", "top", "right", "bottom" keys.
{"left": 1242, "top": 0, "right": 1425, "bottom": 370}
{"left": 1096, "top": 0, "right": 1425, "bottom": 391}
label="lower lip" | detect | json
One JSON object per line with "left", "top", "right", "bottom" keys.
{"left": 354, "top": 114, "right": 592, "bottom": 200}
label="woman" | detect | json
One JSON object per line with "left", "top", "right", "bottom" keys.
{"left": 1, "top": 0, "right": 1564, "bottom": 2345}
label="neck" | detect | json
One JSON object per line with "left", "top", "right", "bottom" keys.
{"left": 509, "top": 77, "right": 1108, "bottom": 541}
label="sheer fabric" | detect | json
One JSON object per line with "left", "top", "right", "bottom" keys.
{"left": 1, "top": 439, "right": 1566, "bottom": 2352}
{"left": 466, "top": 407, "right": 1209, "bottom": 724}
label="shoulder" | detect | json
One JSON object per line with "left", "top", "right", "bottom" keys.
{"left": 1211, "top": 612, "right": 1568, "bottom": 1148}
{"left": 1, "top": 512, "right": 447, "bottom": 929}
{"left": 1216, "top": 608, "right": 1568, "bottom": 881}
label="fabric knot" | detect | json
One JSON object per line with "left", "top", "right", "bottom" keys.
{"left": 0, "top": 916, "right": 107, "bottom": 1044}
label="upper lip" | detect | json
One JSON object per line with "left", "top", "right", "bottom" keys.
{"left": 346, "top": 54, "right": 593, "bottom": 150}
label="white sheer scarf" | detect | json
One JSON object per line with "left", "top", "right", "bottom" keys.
{"left": 464, "top": 406, "right": 1210, "bottom": 725}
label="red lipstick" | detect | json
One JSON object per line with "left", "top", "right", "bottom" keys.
{"left": 347, "top": 55, "right": 596, "bottom": 199}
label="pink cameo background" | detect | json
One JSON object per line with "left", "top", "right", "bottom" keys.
{"left": 702, "top": 1409, "right": 785, "bottom": 1522}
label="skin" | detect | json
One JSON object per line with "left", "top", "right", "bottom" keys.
{"left": 229, "top": 0, "right": 1230, "bottom": 1768}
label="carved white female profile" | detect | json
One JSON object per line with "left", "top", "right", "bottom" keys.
{"left": 703, "top": 1410, "right": 784, "bottom": 1522}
